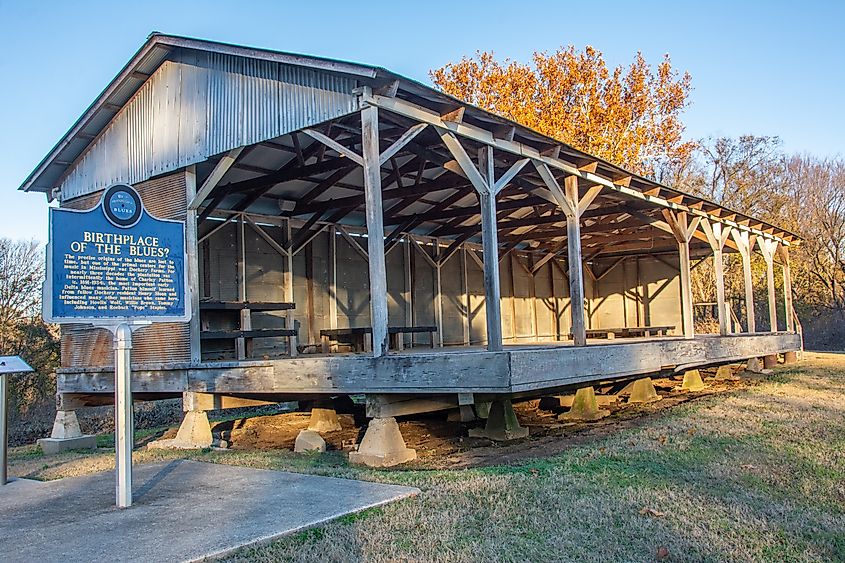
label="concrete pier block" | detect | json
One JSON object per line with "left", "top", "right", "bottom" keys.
{"left": 446, "top": 405, "right": 476, "bottom": 423}
{"left": 474, "top": 401, "right": 491, "bottom": 419}
{"left": 627, "top": 378, "right": 662, "bottom": 404}
{"left": 680, "top": 370, "right": 706, "bottom": 392}
{"left": 37, "top": 411, "right": 96, "bottom": 454}
{"left": 745, "top": 357, "right": 764, "bottom": 373}
{"left": 763, "top": 354, "right": 778, "bottom": 369}
{"left": 468, "top": 399, "right": 529, "bottom": 441}
{"left": 307, "top": 408, "right": 342, "bottom": 433}
{"left": 715, "top": 365, "right": 739, "bottom": 380}
{"left": 348, "top": 417, "right": 416, "bottom": 467}
{"left": 783, "top": 351, "right": 798, "bottom": 364}
{"left": 559, "top": 387, "right": 610, "bottom": 422}
{"left": 148, "top": 411, "right": 213, "bottom": 450}
{"left": 294, "top": 430, "right": 326, "bottom": 453}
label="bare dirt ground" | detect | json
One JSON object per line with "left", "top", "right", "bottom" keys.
{"left": 147, "top": 366, "right": 765, "bottom": 469}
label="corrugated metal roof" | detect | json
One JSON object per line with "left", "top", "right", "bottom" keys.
{"left": 18, "top": 32, "right": 800, "bottom": 243}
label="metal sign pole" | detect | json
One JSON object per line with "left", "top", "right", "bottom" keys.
{"left": 0, "top": 374, "right": 7, "bottom": 486}
{"left": 114, "top": 323, "right": 133, "bottom": 508}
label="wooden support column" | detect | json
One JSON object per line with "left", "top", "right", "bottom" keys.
{"left": 778, "top": 245, "right": 795, "bottom": 332}
{"left": 436, "top": 132, "right": 528, "bottom": 351}
{"left": 236, "top": 214, "right": 249, "bottom": 359}
{"left": 731, "top": 230, "right": 757, "bottom": 333}
{"left": 701, "top": 219, "right": 732, "bottom": 336}
{"left": 434, "top": 239, "right": 445, "bottom": 347}
{"left": 328, "top": 226, "right": 338, "bottom": 331}
{"left": 659, "top": 210, "right": 702, "bottom": 338}
{"left": 758, "top": 238, "right": 779, "bottom": 332}
{"left": 533, "top": 161, "right": 602, "bottom": 347}
{"left": 478, "top": 171, "right": 503, "bottom": 350}
{"left": 284, "top": 218, "right": 298, "bottom": 357}
{"left": 185, "top": 166, "right": 202, "bottom": 363}
{"left": 460, "top": 246, "right": 470, "bottom": 346}
{"left": 361, "top": 102, "right": 389, "bottom": 357}
{"left": 403, "top": 237, "right": 413, "bottom": 346}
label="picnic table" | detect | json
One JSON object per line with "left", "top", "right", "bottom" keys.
{"left": 320, "top": 326, "right": 438, "bottom": 353}
{"left": 200, "top": 301, "right": 297, "bottom": 358}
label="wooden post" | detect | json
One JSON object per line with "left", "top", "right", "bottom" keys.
{"left": 532, "top": 162, "right": 602, "bottom": 347}
{"left": 361, "top": 102, "right": 389, "bottom": 357}
{"left": 403, "top": 236, "right": 412, "bottom": 347}
{"left": 479, "top": 187, "right": 503, "bottom": 351}
{"left": 758, "top": 238, "right": 779, "bottom": 332}
{"left": 658, "top": 211, "right": 701, "bottom": 339}
{"left": 460, "top": 246, "right": 470, "bottom": 346}
{"left": 284, "top": 218, "right": 298, "bottom": 357}
{"left": 329, "top": 226, "right": 338, "bottom": 331}
{"left": 701, "top": 219, "right": 732, "bottom": 336}
{"left": 438, "top": 131, "right": 505, "bottom": 352}
{"left": 565, "top": 205, "right": 587, "bottom": 344}
{"left": 184, "top": 166, "right": 202, "bottom": 363}
{"left": 779, "top": 245, "right": 795, "bottom": 332}
{"left": 236, "top": 214, "right": 248, "bottom": 359}
{"left": 435, "top": 244, "right": 444, "bottom": 347}
{"left": 731, "top": 230, "right": 756, "bottom": 333}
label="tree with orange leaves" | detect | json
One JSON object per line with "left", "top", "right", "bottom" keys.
{"left": 430, "top": 46, "right": 695, "bottom": 180}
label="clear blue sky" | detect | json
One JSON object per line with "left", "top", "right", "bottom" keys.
{"left": 1, "top": 0, "right": 842, "bottom": 243}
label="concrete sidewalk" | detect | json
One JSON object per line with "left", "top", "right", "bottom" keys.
{"left": 0, "top": 460, "right": 419, "bottom": 562}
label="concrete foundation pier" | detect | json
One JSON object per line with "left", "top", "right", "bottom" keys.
{"left": 307, "top": 407, "right": 342, "bottom": 433}
{"left": 559, "top": 387, "right": 610, "bottom": 422}
{"left": 680, "top": 370, "right": 706, "bottom": 392}
{"left": 37, "top": 410, "right": 97, "bottom": 454}
{"left": 348, "top": 417, "right": 416, "bottom": 467}
{"left": 745, "top": 357, "right": 764, "bottom": 373}
{"left": 783, "top": 351, "right": 798, "bottom": 364}
{"left": 447, "top": 405, "right": 477, "bottom": 423}
{"left": 148, "top": 410, "right": 213, "bottom": 450}
{"left": 715, "top": 365, "right": 738, "bottom": 380}
{"left": 294, "top": 430, "right": 326, "bottom": 453}
{"left": 763, "top": 354, "right": 779, "bottom": 369}
{"left": 468, "top": 399, "right": 529, "bottom": 441}
{"left": 626, "top": 378, "right": 662, "bottom": 404}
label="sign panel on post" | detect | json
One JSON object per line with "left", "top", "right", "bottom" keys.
{"left": 43, "top": 184, "right": 190, "bottom": 508}
{"left": 44, "top": 184, "right": 189, "bottom": 324}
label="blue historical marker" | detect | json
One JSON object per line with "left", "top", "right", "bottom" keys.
{"left": 44, "top": 184, "right": 190, "bottom": 324}
{"left": 43, "top": 183, "right": 191, "bottom": 508}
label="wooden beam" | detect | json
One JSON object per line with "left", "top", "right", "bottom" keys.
{"left": 492, "top": 158, "right": 530, "bottom": 195}
{"left": 302, "top": 128, "right": 363, "bottom": 166}
{"left": 189, "top": 147, "right": 243, "bottom": 210}
{"left": 363, "top": 92, "right": 792, "bottom": 246}
{"left": 379, "top": 123, "right": 428, "bottom": 166}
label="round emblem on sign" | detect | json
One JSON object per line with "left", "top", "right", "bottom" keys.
{"left": 102, "top": 184, "right": 142, "bottom": 228}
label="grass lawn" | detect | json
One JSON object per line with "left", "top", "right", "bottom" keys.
{"left": 8, "top": 352, "right": 845, "bottom": 561}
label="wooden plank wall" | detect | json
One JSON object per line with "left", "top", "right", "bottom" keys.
{"left": 199, "top": 220, "right": 684, "bottom": 355}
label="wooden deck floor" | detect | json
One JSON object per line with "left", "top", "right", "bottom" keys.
{"left": 57, "top": 332, "right": 801, "bottom": 403}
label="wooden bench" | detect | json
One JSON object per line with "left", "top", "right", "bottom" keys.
{"left": 580, "top": 325, "right": 675, "bottom": 340}
{"left": 200, "top": 301, "right": 297, "bottom": 358}
{"left": 320, "top": 326, "right": 438, "bottom": 353}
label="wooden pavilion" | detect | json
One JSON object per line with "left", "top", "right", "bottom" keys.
{"left": 21, "top": 34, "right": 801, "bottom": 462}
